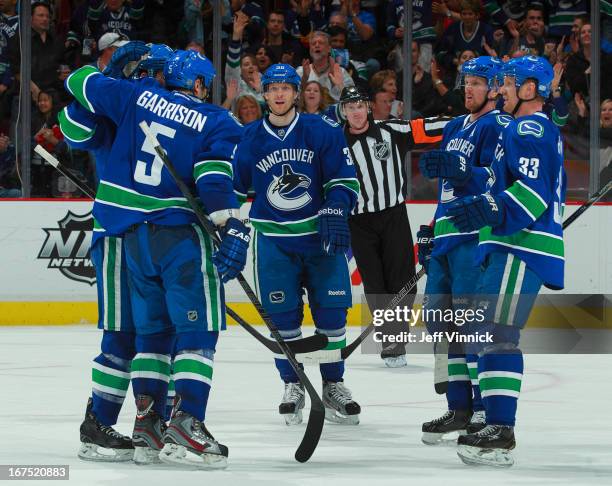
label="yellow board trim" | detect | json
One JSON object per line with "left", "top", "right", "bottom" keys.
{"left": 0, "top": 302, "right": 609, "bottom": 329}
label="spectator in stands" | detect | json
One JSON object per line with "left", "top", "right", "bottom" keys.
{"left": 297, "top": 30, "right": 354, "bottom": 101}
{"left": 227, "top": 0, "right": 266, "bottom": 45}
{"left": 93, "top": 32, "right": 129, "bottom": 72}
{"left": 286, "top": 0, "right": 327, "bottom": 38}
{"left": 88, "top": 0, "right": 145, "bottom": 41}
{"left": 254, "top": 44, "right": 277, "bottom": 72}
{"left": 573, "top": 96, "right": 612, "bottom": 173}
{"left": 409, "top": 41, "right": 446, "bottom": 117}
{"left": 370, "top": 88, "right": 394, "bottom": 120}
{"left": 9, "top": 2, "right": 67, "bottom": 92}
{"left": 430, "top": 48, "right": 474, "bottom": 116}
{"left": 369, "top": 70, "right": 403, "bottom": 118}
{"left": 225, "top": 10, "right": 264, "bottom": 104}
{"left": 0, "top": 133, "right": 20, "bottom": 198}
{"left": 565, "top": 22, "right": 612, "bottom": 101}
{"left": 30, "top": 89, "right": 65, "bottom": 197}
{"left": 232, "top": 93, "right": 262, "bottom": 124}
{"left": 0, "top": 0, "right": 17, "bottom": 122}
{"left": 546, "top": 0, "right": 589, "bottom": 40}
{"left": 298, "top": 80, "right": 333, "bottom": 115}
{"left": 185, "top": 40, "right": 206, "bottom": 54}
{"left": 386, "top": 0, "right": 436, "bottom": 72}
{"left": 436, "top": 0, "right": 493, "bottom": 68}
{"left": 258, "top": 9, "right": 303, "bottom": 66}
{"left": 502, "top": 5, "right": 546, "bottom": 57}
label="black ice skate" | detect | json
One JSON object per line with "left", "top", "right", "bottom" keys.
{"left": 160, "top": 411, "right": 228, "bottom": 469}
{"left": 466, "top": 410, "right": 486, "bottom": 434}
{"left": 421, "top": 409, "right": 470, "bottom": 445}
{"left": 457, "top": 424, "right": 516, "bottom": 467}
{"left": 78, "top": 398, "right": 134, "bottom": 462}
{"left": 279, "top": 382, "right": 305, "bottom": 426}
{"left": 132, "top": 395, "right": 167, "bottom": 465}
{"left": 322, "top": 380, "right": 360, "bottom": 425}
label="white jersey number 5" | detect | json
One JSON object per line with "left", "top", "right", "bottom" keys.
{"left": 135, "top": 121, "right": 176, "bottom": 186}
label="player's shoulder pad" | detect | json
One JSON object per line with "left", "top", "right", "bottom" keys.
{"left": 516, "top": 118, "right": 545, "bottom": 138}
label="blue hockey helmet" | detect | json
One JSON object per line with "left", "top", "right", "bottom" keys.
{"left": 261, "top": 63, "right": 301, "bottom": 91}
{"left": 502, "top": 55, "right": 554, "bottom": 98}
{"left": 163, "top": 50, "right": 216, "bottom": 90}
{"left": 136, "top": 44, "right": 174, "bottom": 77}
{"left": 460, "top": 56, "right": 503, "bottom": 89}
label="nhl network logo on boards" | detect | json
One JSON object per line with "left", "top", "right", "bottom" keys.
{"left": 37, "top": 211, "right": 95, "bottom": 285}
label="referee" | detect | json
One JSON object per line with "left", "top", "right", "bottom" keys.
{"left": 340, "top": 86, "right": 449, "bottom": 367}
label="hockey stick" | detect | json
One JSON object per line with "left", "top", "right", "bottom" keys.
{"left": 562, "top": 180, "right": 612, "bottom": 228}
{"left": 34, "top": 144, "right": 327, "bottom": 357}
{"left": 139, "top": 122, "right": 325, "bottom": 463}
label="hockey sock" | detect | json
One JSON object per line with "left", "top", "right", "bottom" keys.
{"left": 91, "top": 330, "right": 135, "bottom": 426}
{"left": 173, "top": 331, "right": 218, "bottom": 422}
{"left": 478, "top": 349, "right": 523, "bottom": 426}
{"left": 313, "top": 307, "right": 347, "bottom": 382}
{"left": 131, "top": 331, "right": 175, "bottom": 417}
{"left": 447, "top": 353, "right": 472, "bottom": 410}
{"left": 466, "top": 353, "right": 484, "bottom": 411}
{"left": 166, "top": 378, "right": 176, "bottom": 421}
{"left": 271, "top": 309, "right": 304, "bottom": 383}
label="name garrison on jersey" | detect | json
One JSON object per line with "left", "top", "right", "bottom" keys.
{"left": 256, "top": 149, "right": 315, "bottom": 173}
{"left": 136, "top": 91, "right": 207, "bottom": 132}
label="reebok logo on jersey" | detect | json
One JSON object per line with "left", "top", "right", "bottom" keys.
{"left": 318, "top": 207, "right": 345, "bottom": 217}
{"left": 328, "top": 290, "right": 346, "bottom": 296}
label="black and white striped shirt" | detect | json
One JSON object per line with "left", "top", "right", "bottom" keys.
{"left": 344, "top": 117, "right": 450, "bottom": 214}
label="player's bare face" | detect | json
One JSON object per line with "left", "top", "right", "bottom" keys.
{"left": 500, "top": 76, "right": 519, "bottom": 113}
{"left": 344, "top": 101, "right": 369, "bottom": 131}
{"left": 264, "top": 83, "right": 297, "bottom": 116}
{"left": 464, "top": 75, "right": 489, "bottom": 112}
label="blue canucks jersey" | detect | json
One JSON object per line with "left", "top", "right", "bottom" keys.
{"left": 233, "top": 113, "right": 359, "bottom": 251}
{"left": 65, "top": 65, "right": 244, "bottom": 236}
{"left": 480, "top": 112, "right": 566, "bottom": 289}
{"left": 432, "top": 110, "right": 513, "bottom": 257}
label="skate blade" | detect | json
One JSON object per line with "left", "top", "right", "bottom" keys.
{"left": 282, "top": 409, "right": 303, "bottom": 426}
{"left": 324, "top": 407, "right": 359, "bottom": 425}
{"left": 383, "top": 356, "right": 407, "bottom": 368}
{"left": 78, "top": 442, "right": 134, "bottom": 462}
{"left": 133, "top": 445, "right": 162, "bottom": 465}
{"left": 457, "top": 445, "right": 514, "bottom": 468}
{"left": 159, "top": 443, "right": 228, "bottom": 470}
{"left": 421, "top": 430, "right": 466, "bottom": 446}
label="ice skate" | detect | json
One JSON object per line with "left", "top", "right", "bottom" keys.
{"left": 132, "top": 395, "right": 166, "bottom": 465}
{"left": 457, "top": 424, "right": 516, "bottom": 467}
{"left": 466, "top": 410, "right": 486, "bottom": 434}
{"left": 78, "top": 398, "right": 134, "bottom": 462}
{"left": 383, "top": 354, "right": 407, "bottom": 368}
{"left": 421, "top": 409, "right": 470, "bottom": 445}
{"left": 160, "top": 411, "right": 228, "bottom": 469}
{"left": 322, "top": 380, "right": 360, "bottom": 425}
{"left": 279, "top": 382, "right": 305, "bottom": 426}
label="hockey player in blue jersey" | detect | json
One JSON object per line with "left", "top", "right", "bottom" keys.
{"left": 65, "top": 49, "right": 248, "bottom": 469}
{"left": 445, "top": 56, "right": 566, "bottom": 467}
{"left": 59, "top": 42, "right": 178, "bottom": 463}
{"left": 233, "top": 63, "right": 362, "bottom": 425}
{"left": 417, "top": 56, "right": 513, "bottom": 446}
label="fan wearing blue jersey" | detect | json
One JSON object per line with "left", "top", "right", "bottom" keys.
{"left": 233, "top": 63, "right": 362, "bottom": 426}
{"left": 65, "top": 50, "right": 247, "bottom": 469}
{"left": 418, "top": 57, "right": 513, "bottom": 446}
{"left": 446, "top": 56, "right": 566, "bottom": 467}
{"left": 59, "top": 42, "right": 177, "bottom": 464}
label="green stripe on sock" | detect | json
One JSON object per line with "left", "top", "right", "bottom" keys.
{"left": 92, "top": 368, "right": 130, "bottom": 391}
{"left": 131, "top": 358, "right": 171, "bottom": 375}
{"left": 173, "top": 358, "right": 213, "bottom": 379}
{"left": 479, "top": 376, "right": 522, "bottom": 392}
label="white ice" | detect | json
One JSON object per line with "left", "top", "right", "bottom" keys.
{"left": 0, "top": 325, "right": 610, "bottom": 486}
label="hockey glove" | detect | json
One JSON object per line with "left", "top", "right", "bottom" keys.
{"left": 419, "top": 150, "right": 472, "bottom": 186}
{"left": 318, "top": 201, "right": 350, "bottom": 256}
{"left": 103, "top": 41, "right": 150, "bottom": 79}
{"left": 446, "top": 193, "right": 504, "bottom": 233}
{"left": 416, "top": 225, "right": 434, "bottom": 274}
{"left": 212, "top": 218, "right": 251, "bottom": 283}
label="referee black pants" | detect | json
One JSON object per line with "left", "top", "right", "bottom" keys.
{"left": 349, "top": 204, "right": 416, "bottom": 356}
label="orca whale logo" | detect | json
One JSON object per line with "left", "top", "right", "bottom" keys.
{"left": 266, "top": 164, "right": 312, "bottom": 211}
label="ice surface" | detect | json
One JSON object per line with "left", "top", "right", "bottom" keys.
{"left": 0, "top": 326, "right": 610, "bottom": 485}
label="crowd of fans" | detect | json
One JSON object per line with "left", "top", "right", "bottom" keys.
{"left": 0, "top": 0, "right": 611, "bottom": 198}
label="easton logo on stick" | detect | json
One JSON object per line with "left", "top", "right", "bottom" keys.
{"left": 38, "top": 211, "right": 95, "bottom": 285}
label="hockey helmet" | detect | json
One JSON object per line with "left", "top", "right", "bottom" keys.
{"left": 261, "top": 63, "right": 301, "bottom": 91}
{"left": 460, "top": 56, "right": 503, "bottom": 89}
{"left": 163, "top": 50, "right": 216, "bottom": 90}
{"left": 339, "top": 86, "right": 369, "bottom": 105}
{"left": 136, "top": 44, "right": 174, "bottom": 77}
{"left": 502, "top": 55, "right": 554, "bottom": 98}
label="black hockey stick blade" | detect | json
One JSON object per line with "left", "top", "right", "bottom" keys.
{"left": 140, "top": 121, "right": 325, "bottom": 462}
{"left": 226, "top": 306, "right": 328, "bottom": 354}
{"left": 34, "top": 145, "right": 96, "bottom": 199}
{"left": 562, "top": 179, "right": 612, "bottom": 229}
